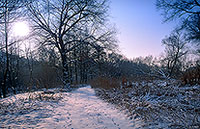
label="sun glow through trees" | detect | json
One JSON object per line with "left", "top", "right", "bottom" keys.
{"left": 13, "top": 21, "right": 29, "bottom": 37}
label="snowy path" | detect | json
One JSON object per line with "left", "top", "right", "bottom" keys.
{"left": 1, "top": 86, "right": 137, "bottom": 129}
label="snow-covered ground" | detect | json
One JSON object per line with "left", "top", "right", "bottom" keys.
{"left": 0, "top": 86, "right": 137, "bottom": 128}
{"left": 95, "top": 80, "right": 200, "bottom": 128}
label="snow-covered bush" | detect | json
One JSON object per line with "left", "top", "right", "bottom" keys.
{"left": 0, "top": 91, "right": 63, "bottom": 115}
{"left": 95, "top": 80, "right": 200, "bottom": 128}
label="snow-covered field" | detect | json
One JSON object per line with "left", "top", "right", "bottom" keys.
{"left": 0, "top": 86, "right": 135, "bottom": 129}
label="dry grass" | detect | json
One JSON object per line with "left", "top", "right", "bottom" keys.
{"left": 95, "top": 79, "right": 200, "bottom": 128}
{"left": 0, "top": 91, "right": 63, "bottom": 115}
{"left": 180, "top": 65, "right": 200, "bottom": 85}
{"left": 89, "top": 77, "right": 121, "bottom": 89}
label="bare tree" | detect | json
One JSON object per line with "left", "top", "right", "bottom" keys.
{"left": 161, "top": 31, "right": 188, "bottom": 77}
{"left": 156, "top": 0, "right": 200, "bottom": 46}
{"left": 0, "top": 0, "right": 28, "bottom": 98}
{"left": 27, "top": 0, "right": 113, "bottom": 87}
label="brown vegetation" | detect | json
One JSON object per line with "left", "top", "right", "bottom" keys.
{"left": 21, "top": 63, "right": 63, "bottom": 91}
{"left": 89, "top": 77, "right": 121, "bottom": 89}
{"left": 90, "top": 75, "right": 159, "bottom": 90}
{"left": 181, "top": 65, "right": 200, "bottom": 85}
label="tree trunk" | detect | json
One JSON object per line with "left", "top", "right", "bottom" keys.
{"left": 0, "top": 83, "right": 2, "bottom": 98}
{"left": 2, "top": 3, "right": 8, "bottom": 98}
{"left": 169, "top": 50, "right": 180, "bottom": 77}
{"left": 61, "top": 52, "right": 70, "bottom": 87}
{"left": 75, "top": 61, "right": 78, "bottom": 84}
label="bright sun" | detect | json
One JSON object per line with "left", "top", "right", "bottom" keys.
{"left": 13, "top": 21, "right": 30, "bottom": 37}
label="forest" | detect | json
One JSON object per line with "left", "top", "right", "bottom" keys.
{"left": 0, "top": 0, "right": 200, "bottom": 128}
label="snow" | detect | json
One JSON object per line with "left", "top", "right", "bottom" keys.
{"left": 95, "top": 80, "right": 200, "bottom": 128}
{"left": 0, "top": 86, "right": 135, "bottom": 128}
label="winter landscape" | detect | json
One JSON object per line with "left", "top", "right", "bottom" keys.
{"left": 0, "top": 0, "right": 200, "bottom": 129}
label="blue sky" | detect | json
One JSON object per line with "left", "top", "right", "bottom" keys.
{"left": 109, "top": 0, "right": 177, "bottom": 59}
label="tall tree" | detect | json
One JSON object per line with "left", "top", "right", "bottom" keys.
{"left": 27, "top": 0, "right": 114, "bottom": 87}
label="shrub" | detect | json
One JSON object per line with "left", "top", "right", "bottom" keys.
{"left": 181, "top": 65, "right": 200, "bottom": 85}
{"left": 89, "top": 76, "right": 121, "bottom": 89}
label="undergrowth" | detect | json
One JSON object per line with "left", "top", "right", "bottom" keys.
{"left": 0, "top": 91, "right": 63, "bottom": 115}
{"left": 94, "top": 79, "right": 200, "bottom": 128}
